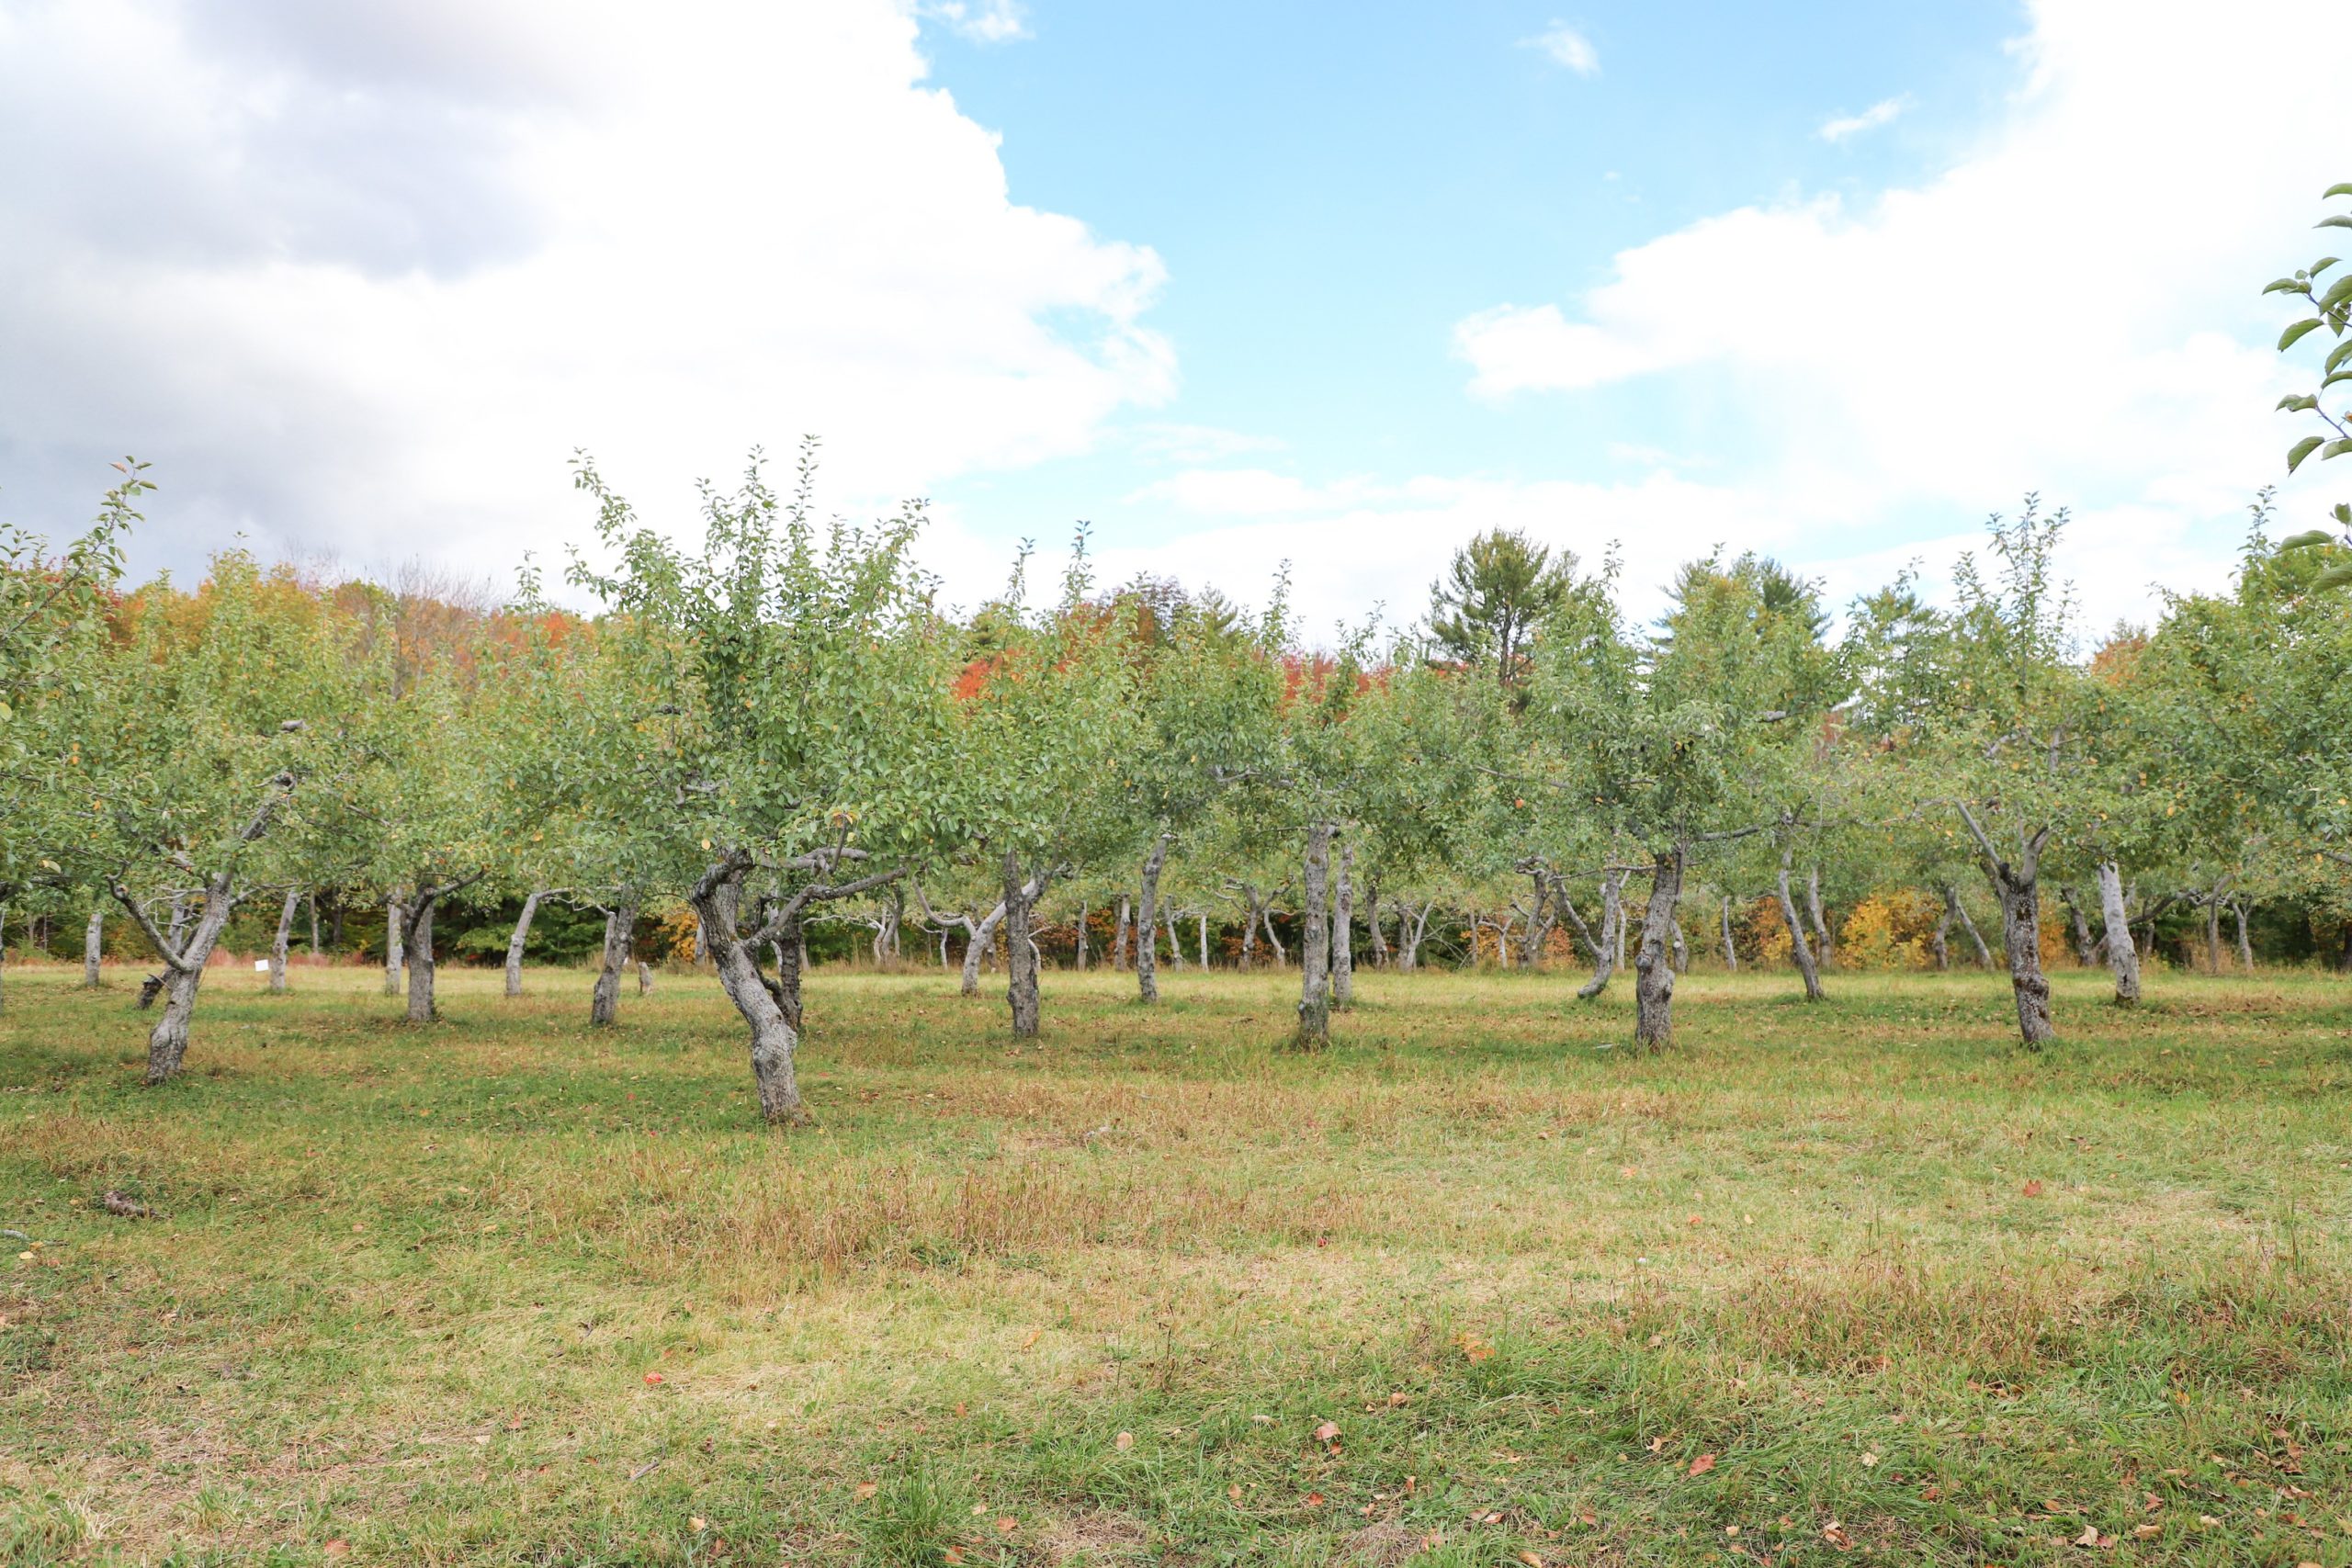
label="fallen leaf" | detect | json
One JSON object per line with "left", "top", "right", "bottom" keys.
{"left": 2133, "top": 1525, "right": 2161, "bottom": 1540}
{"left": 642, "top": 1373, "right": 664, "bottom": 1385}
{"left": 2023, "top": 1179, "right": 2045, "bottom": 1198}
{"left": 1304, "top": 1492, "right": 1325, "bottom": 1507}
{"left": 995, "top": 1517, "right": 1017, "bottom": 1535}
{"left": 1860, "top": 1452, "right": 1878, "bottom": 1468}
{"left": 689, "top": 1517, "right": 707, "bottom": 1532}
{"left": 1519, "top": 1552, "right": 1544, "bottom": 1567}
{"left": 1114, "top": 1431, "right": 1134, "bottom": 1450}
{"left": 1822, "top": 1522, "right": 1854, "bottom": 1551}
{"left": 944, "top": 1548, "right": 965, "bottom": 1564}
{"left": 1314, "top": 1421, "right": 1341, "bottom": 1443}
{"left": 1019, "top": 1329, "right": 1040, "bottom": 1349}
{"left": 322, "top": 1544, "right": 350, "bottom": 1560}
{"left": 1689, "top": 1453, "right": 1717, "bottom": 1477}
{"left": 1577, "top": 1510, "right": 1597, "bottom": 1527}
{"left": 1227, "top": 1484, "right": 1242, "bottom": 1502}
{"left": 854, "top": 1482, "right": 878, "bottom": 1500}
{"left": 2075, "top": 1527, "right": 2100, "bottom": 1548}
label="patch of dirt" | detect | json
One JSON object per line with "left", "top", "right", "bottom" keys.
{"left": 1041, "top": 1508, "right": 1149, "bottom": 1562}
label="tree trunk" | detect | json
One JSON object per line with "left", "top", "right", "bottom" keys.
{"left": 404, "top": 899, "right": 438, "bottom": 1023}
{"left": 1295, "top": 822, "right": 1333, "bottom": 1047}
{"left": 1804, "top": 866, "right": 1835, "bottom": 970}
{"left": 84, "top": 898, "right": 104, "bottom": 987}
{"left": 1136, "top": 837, "right": 1170, "bottom": 1003}
{"left": 2203, "top": 897, "right": 2222, "bottom": 974}
{"left": 1719, "top": 895, "right": 1738, "bottom": 972}
{"left": 504, "top": 889, "right": 545, "bottom": 997}
{"left": 308, "top": 892, "right": 321, "bottom": 957}
{"left": 2233, "top": 898, "right": 2254, "bottom": 970}
{"left": 1113, "top": 896, "right": 1130, "bottom": 971}
{"left": 1076, "top": 901, "right": 1090, "bottom": 970}
{"left": 771, "top": 908, "right": 805, "bottom": 1033}
{"left": 1197, "top": 910, "right": 1209, "bottom": 969}
{"left": 961, "top": 899, "right": 1006, "bottom": 997}
{"left": 1614, "top": 898, "right": 1630, "bottom": 974}
{"left": 1990, "top": 863, "right": 2055, "bottom": 1048}
{"left": 383, "top": 897, "right": 403, "bottom": 996}
{"left": 1776, "top": 858, "right": 1825, "bottom": 1002}
{"left": 590, "top": 902, "right": 637, "bottom": 1026}
{"left": 1002, "top": 852, "right": 1044, "bottom": 1038}
{"left": 130, "top": 882, "right": 238, "bottom": 1085}
{"left": 1671, "top": 919, "right": 1689, "bottom": 974}
{"left": 2061, "top": 885, "right": 2098, "bottom": 967}
{"left": 1239, "top": 888, "right": 1260, "bottom": 969}
{"left": 2097, "top": 860, "right": 2141, "bottom": 1006}
{"left": 1930, "top": 901, "right": 1951, "bottom": 971}
{"left": 0, "top": 903, "right": 8, "bottom": 1016}
{"left": 269, "top": 888, "right": 300, "bottom": 994}
{"left": 691, "top": 868, "right": 807, "bottom": 1125}
{"left": 1942, "top": 884, "right": 1993, "bottom": 967}
{"left": 1633, "top": 846, "right": 1686, "bottom": 1049}
{"left": 1563, "top": 870, "right": 1621, "bottom": 1000}
{"left": 1331, "top": 839, "right": 1354, "bottom": 1008}
{"left": 1263, "top": 902, "right": 1288, "bottom": 966}
{"left": 1401, "top": 900, "right": 1433, "bottom": 972}
{"left": 1162, "top": 897, "right": 1183, "bottom": 971}
{"left": 1367, "top": 889, "right": 1389, "bottom": 968}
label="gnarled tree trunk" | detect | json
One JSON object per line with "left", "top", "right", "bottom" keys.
{"left": 2060, "top": 885, "right": 2098, "bottom": 967}
{"left": 269, "top": 888, "right": 300, "bottom": 994}
{"left": 504, "top": 889, "right": 546, "bottom": 997}
{"left": 1958, "top": 807, "right": 2057, "bottom": 1049}
{"left": 590, "top": 902, "right": 637, "bottom": 1026}
{"left": 691, "top": 866, "right": 807, "bottom": 1125}
{"left": 84, "top": 898, "right": 104, "bottom": 987}
{"left": 383, "top": 897, "right": 403, "bottom": 996}
{"left": 1113, "top": 896, "right": 1130, "bottom": 971}
{"left": 1295, "top": 822, "right": 1333, "bottom": 1047}
{"left": 961, "top": 898, "right": 1006, "bottom": 996}
{"left": 1003, "top": 852, "right": 1045, "bottom": 1038}
{"left": 1331, "top": 838, "right": 1354, "bottom": 1008}
{"left": 2233, "top": 898, "right": 2254, "bottom": 970}
{"left": 1559, "top": 869, "right": 1622, "bottom": 1000}
{"left": 1075, "top": 901, "right": 1090, "bottom": 970}
{"left": 1805, "top": 867, "right": 1835, "bottom": 971}
{"left": 1367, "top": 887, "right": 1388, "bottom": 968}
{"left": 2096, "top": 860, "right": 2140, "bottom": 1006}
{"left": 1633, "top": 846, "right": 1685, "bottom": 1049}
{"left": 1776, "top": 856, "right": 1825, "bottom": 1002}
{"left": 405, "top": 900, "right": 438, "bottom": 1023}
{"left": 1136, "top": 836, "right": 1170, "bottom": 1003}
{"left": 1719, "top": 895, "right": 1738, "bottom": 972}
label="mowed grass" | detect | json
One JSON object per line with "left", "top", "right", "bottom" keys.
{"left": 2, "top": 961, "right": 2350, "bottom": 1567}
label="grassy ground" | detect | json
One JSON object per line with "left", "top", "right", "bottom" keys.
{"left": 1, "top": 959, "right": 2348, "bottom": 1567}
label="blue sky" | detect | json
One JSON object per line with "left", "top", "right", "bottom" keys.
{"left": 925, "top": 1, "right": 2021, "bottom": 542}
{"left": 0, "top": 0, "right": 2336, "bottom": 638}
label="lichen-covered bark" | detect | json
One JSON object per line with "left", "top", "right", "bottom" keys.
{"left": 2097, "top": 860, "right": 2140, "bottom": 1006}
{"left": 504, "top": 890, "right": 546, "bottom": 997}
{"left": 269, "top": 887, "right": 300, "bottom": 994}
{"left": 1719, "top": 896, "right": 1738, "bottom": 972}
{"left": 1003, "top": 852, "right": 1043, "bottom": 1038}
{"left": 590, "top": 901, "right": 637, "bottom": 1026}
{"left": 1633, "top": 845, "right": 1685, "bottom": 1049}
{"left": 383, "top": 897, "right": 403, "bottom": 996}
{"left": 1777, "top": 857, "right": 1825, "bottom": 1002}
{"left": 1996, "top": 870, "right": 2054, "bottom": 1046}
{"left": 83, "top": 900, "right": 104, "bottom": 988}
{"left": 961, "top": 899, "right": 1006, "bottom": 996}
{"left": 1804, "top": 867, "right": 1835, "bottom": 971}
{"left": 1941, "top": 884, "right": 1993, "bottom": 968}
{"left": 405, "top": 900, "right": 438, "bottom": 1023}
{"left": 1331, "top": 839, "right": 1354, "bottom": 1008}
{"left": 1136, "top": 836, "right": 1170, "bottom": 1003}
{"left": 1295, "top": 822, "right": 1333, "bottom": 1047}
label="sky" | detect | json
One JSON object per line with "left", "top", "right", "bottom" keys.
{"left": 0, "top": 0, "right": 2339, "bottom": 641}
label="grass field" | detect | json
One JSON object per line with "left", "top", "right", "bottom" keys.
{"left": 2, "top": 960, "right": 2349, "bottom": 1567}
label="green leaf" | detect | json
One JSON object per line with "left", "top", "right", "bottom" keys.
{"left": 2264, "top": 277, "right": 2307, "bottom": 295}
{"left": 2323, "top": 216, "right": 2352, "bottom": 231}
{"left": 2324, "top": 370, "right": 2352, "bottom": 389}
{"left": 2324, "top": 438, "right": 2352, "bottom": 460}
{"left": 2326, "top": 182, "right": 2352, "bottom": 198}
{"left": 2278, "top": 393, "right": 2320, "bottom": 412}
{"left": 2323, "top": 274, "right": 2352, "bottom": 312}
{"left": 2281, "top": 318, "right": 2326, "bottom": 351}
{"left": 2312, "top": 558, "right": 2352, "bottom": 591}
{"left": 2318, "top": 257, "right": 2345, "bottom": 276}
{"left": 2335, "top": 502, "right": 2352, "bottom": 525}
{"left": 2289, "top": 434, "right": 2326, "bottom": 471}
{"left": 2278, "top": 529, "right": 2335, "bottom": 549}
{"left": 2328, "top": 338, "right": 2352, "bottom": 373}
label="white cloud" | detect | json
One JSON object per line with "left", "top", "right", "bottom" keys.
{"left": 1521, "top": 23, "right": 1599, "bottom": 75}
{"left": 1453, "top": 0, "right": 2339, "bottom": 622}
{"left": 1817, "top": 96, "right": 1906, "bottom": 142}
{"left": 915, "top": 0, "right": 1030, "bottom": 44}
{"left": 0, "top": 0, "right": 1159, "bottom": 577}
